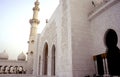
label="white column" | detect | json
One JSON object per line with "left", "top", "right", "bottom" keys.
{"left": 102, "top": 54, "right": 106, "bottom": 75}
{"left": 104, "top": 58, "right": 110, "bottom": 76}
{"left": 103, "top": 58, "right": 106, "bottom": 74}
{"left": 93, "top": 56, "right": 98, "bottom": 76}
{"left": 104, "top": 56, "right": 110, "bottom": 77}
{"left": 102, "top": 53, "right": 110, "bottom": 77}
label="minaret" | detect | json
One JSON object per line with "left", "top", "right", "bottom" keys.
{"left": 27, "top": 0, "right": 40, "bottom": 74}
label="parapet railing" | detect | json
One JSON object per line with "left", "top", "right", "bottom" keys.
{"left": 88, "top": 0, "right": 117, "bottom": 20}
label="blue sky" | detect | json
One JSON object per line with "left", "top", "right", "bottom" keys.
{"left": 0, "top": 0, "right": 59, "bottom": 59}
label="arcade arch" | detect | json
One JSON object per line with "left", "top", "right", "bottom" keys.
{"left": 42, "top": 42, "right": 48, "bottom": 75}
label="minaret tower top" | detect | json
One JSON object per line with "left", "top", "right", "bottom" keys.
{"left": 29, "top": 0, "right": 40, "bottom": 25}
{"left": 29, "top": 0, "right": 40, "bottom": 36}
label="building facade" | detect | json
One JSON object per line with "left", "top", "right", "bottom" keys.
{"left": 0, "top": 0, "right": 120, "bottom": 77}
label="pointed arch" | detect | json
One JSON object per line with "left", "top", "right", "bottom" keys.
{"left": 42, "top": 42, "right": 48, "bottom": 75}
{"left": 51, "top": 45, "right": 56, "bottom": 76}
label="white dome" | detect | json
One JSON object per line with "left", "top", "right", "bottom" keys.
{"left": 0, "top": 50, "right": 8, "bottom": 60}
{"left": 18, "top": 52, "right": 26, "bottom": 61}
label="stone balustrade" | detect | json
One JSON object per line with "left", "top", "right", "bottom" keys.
{"left": 0, "top": 65, "right": 26, "bottom": 74}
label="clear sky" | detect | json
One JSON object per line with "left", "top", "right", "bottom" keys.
{"left": 0, "top": 0, "right": 59, "bottom": 60}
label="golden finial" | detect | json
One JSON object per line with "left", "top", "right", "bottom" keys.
{"left": 35, "top": 0, "right": 39, "bottom": 6}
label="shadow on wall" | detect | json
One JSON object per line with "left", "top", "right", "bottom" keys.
{"left": 93, "top": 29, "right": 120, "bottom": 77}
{"left": 104, "top": 29, "right": 120, "bottom": 76}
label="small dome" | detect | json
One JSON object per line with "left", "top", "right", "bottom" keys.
{"left": 0, "top": 50, "right": 9, "bottom": 60}
{"left": 18, "top": 52, "right": 26, "bottom": 61}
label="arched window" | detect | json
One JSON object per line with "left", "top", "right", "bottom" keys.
{"left": 42, "top": 42, "right": 48, "bottom": 75}
{"left": 51, "top": 45, "right": 56, "bottom": 76}
{"left": 4, "top": 66, "right": 8, "bottom": 74}
{"left": 14, "top": 66, "right": 18, "bottom": 74}
{"left": 9, "top": 66, "right": 14, "bottom": 74}
{"left": 5, "top": 66, "right": 9, "bottom": 74}
{"left": 18, "top": 66, "right": 23, "bottom": 74}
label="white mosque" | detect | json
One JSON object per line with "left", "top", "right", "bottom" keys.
{"left": 0, "top": 0, "right": 120, "bottom": 77}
